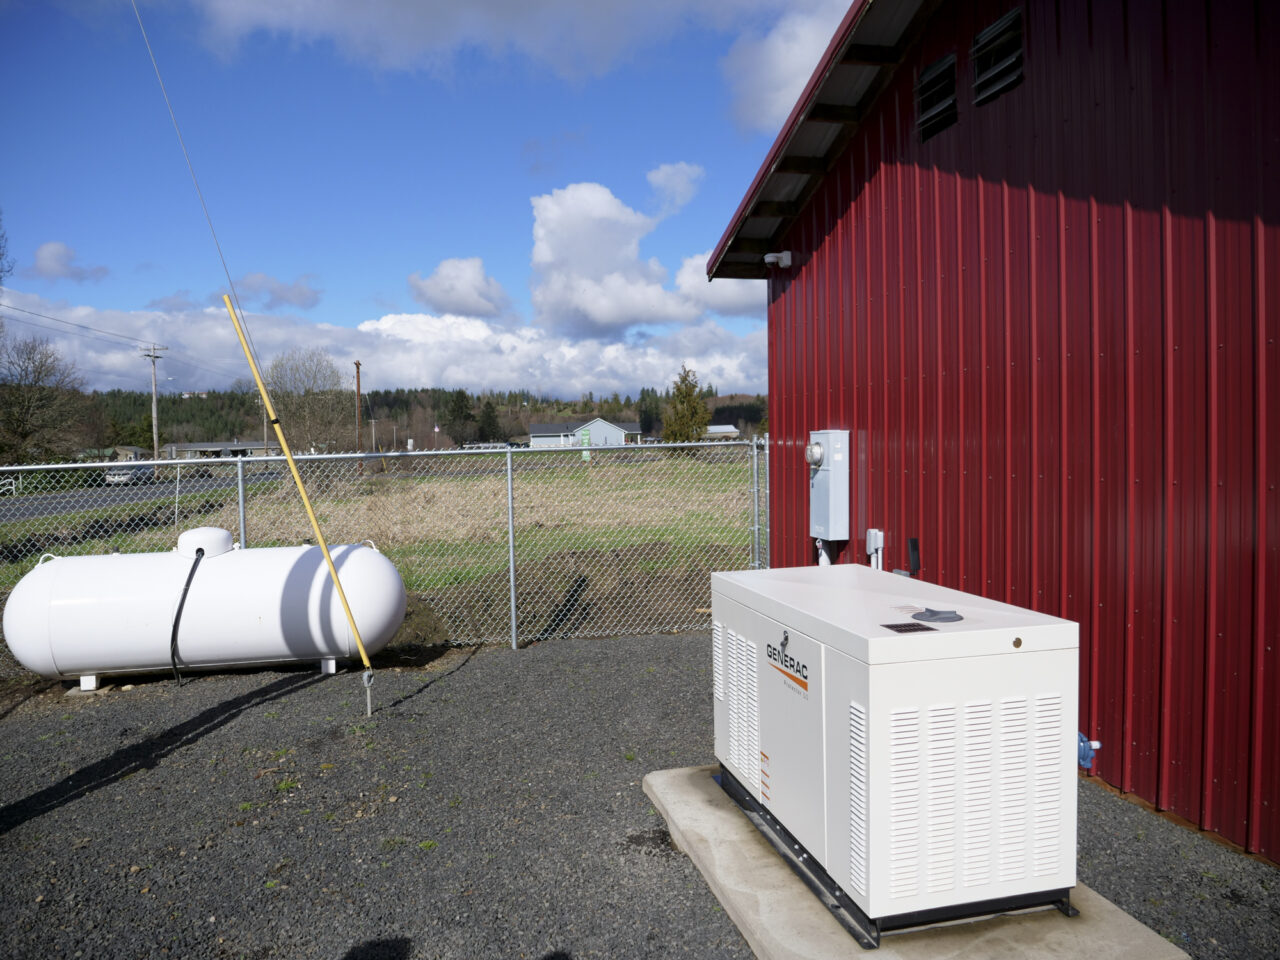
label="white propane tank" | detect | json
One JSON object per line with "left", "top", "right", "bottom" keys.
{"left": 2, "top": 527, "right": 407, "bottom": 682}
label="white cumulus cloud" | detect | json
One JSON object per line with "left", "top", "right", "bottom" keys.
{"left": 647, "top": 162, "right": 705, "bottom": 216}
{"left": 530, "top": 179, "right": 701, "bottom": 339}
{"left": 720, "top": 0, "right": 848, "bottom": 133}
{"left": 359, "top": 310, "right": 766, "bottom": 397}
{"left": 675, "top": 251, "right": 766, "bottom": 318}
{"left": 409, "top": 257, "right": 510, "bottom": 318}
{"left": 28, "top": 242, "right": 109, "bottom": 283}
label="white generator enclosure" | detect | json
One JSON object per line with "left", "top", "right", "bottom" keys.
{"left": 711, "top": 564, "right": 1079, "bottom": 931}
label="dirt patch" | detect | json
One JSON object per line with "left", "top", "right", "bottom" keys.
{"left": 624, "top": 827, "right": 677, "bottom": 856}
{"left": 371, "top": 595, "right": 452, "bottom": 669}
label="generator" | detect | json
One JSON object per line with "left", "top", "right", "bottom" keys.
{"left": 711, "top": 564, "right": 1079, "bottom": 946}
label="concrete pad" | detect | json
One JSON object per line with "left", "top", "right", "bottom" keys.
{"left": 644, "top": 765, "right": 1188, "bottom": 960}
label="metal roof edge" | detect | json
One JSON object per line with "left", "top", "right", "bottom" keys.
{"left": 706, "top": 0, "right": 875, "bottom": 280}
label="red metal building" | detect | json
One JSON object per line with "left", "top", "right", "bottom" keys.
{"left": 709, "top": 0, "right": 1278, "bottom": 858}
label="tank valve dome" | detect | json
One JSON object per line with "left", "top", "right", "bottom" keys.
{"left": 177, "top": 527, "right": 234, "bottom": 559}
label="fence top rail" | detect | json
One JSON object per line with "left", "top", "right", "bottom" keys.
{"left": 0, "top": 438, "right": 766, "bottom": 473}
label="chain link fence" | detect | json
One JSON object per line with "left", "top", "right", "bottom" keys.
{"left": 0, "top": 441, "right": 768, "bottom": 651}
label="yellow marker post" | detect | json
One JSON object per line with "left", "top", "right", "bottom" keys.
{"left": 222, "top": 295, "right": 375, "bottom": 711}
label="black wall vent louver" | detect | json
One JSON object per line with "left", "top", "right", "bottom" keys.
{"left": 915, "top": 54, "right": 958, "bottom": 142}
{"left": 972, "top": 8, "right": 1024, "bottom": 106}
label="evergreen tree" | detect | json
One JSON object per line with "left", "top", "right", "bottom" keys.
{"left": 636, "top": 387, "right": 661, "bottom": 435}
{"left": 476, "top": 400, "right": 502, "bottom": 442}
{"left": 661, "top": 366, "right": 711, "bottom": 443}
{"left": 599, "top": 391, "right": 623, "bottom": 421}
{"left": 442, "top": 389, "right": 474, "bottom": 444}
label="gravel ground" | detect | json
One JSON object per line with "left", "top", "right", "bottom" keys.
{"left": 1077, "top": 777, "right": 1279, "bottom": 960}
{"left": 0, "top": 633, "right": 1275, "bottom": 960}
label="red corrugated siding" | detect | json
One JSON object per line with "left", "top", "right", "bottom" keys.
{"left": 766, "top": 0, "right": 1279, "bottom": 856}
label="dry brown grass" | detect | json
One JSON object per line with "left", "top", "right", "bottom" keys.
{"left": 230, "top": 461, "right": 751, "bottom": 550}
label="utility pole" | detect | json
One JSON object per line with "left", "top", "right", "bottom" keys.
{"left": 369, "top": 419, "right": 378, "bottom": 452}
{"left": 142, "top": 345, "right": 168, "bottom": 466}
{"left": 354, "top": 360, "right": 362, "bottom": 453}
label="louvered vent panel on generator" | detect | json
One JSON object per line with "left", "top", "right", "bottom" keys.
{"left": 712, "top": 620, "right": 725, "bottom": 701}
{"left": 961, "top": 700, "right": 995, "bottom": 887}
{"left": 997, "top": 697, "right": 1030, "bottom": 883}
{"left": 732, "top": 632, "right": 742, "bottom": 773}
{"left": 848, "top": 701, "right": 870, "bottom": 897}
{"left": 888, "top": 708, "right": 922, "bottom": 898}
{"left": 1032, "top": 694, "right": 1063, "bottom": 875}
{"left": 745, "top": 637, "right": 760, "bottom": 791}
{"left": 925, "top": 705, "right": 958, "bottom": 893}
{"left": 732, "top": 631, "right": 748, "bottom": 775}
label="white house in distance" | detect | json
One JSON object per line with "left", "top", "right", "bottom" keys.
{"left": 528, "top": 419, "right": 642, "bottom": 448}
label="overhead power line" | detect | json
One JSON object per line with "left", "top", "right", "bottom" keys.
{"left": 0, "top": 309, "right": 142, "bottom": 350}
{"left": 0, "top": 303, "right": 251, "bottom": 385}
{"left": 0, "top": 300, "right": 165, "bottom": 348}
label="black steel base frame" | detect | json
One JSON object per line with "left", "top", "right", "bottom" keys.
{"left": 716, "top": 764, "right": 1078, "bottom": 949}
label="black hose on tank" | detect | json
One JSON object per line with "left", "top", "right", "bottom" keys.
{"left": 170, "top": 547, "right": 205, "bottom": 686}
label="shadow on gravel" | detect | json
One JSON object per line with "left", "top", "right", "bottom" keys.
{"left": 0, "top": 671, "right": 324, "bottom": 836}
{"left": 341, "top": 937, "right": 412, "bottom": 960}
{"left": 383, "top": 645, "right": 481, "bottom": 714}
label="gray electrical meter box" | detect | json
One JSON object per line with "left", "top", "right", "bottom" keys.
{"left": 806, "top": 429, "right": 849, "bottom": 540}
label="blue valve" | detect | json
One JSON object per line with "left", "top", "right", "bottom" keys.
{"left": 1078, "top": 732, "right": 1101, "bottom": 769}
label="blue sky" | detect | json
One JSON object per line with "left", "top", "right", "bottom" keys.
{"left": 0, "top": 0, "right": 847, "bottom": 397}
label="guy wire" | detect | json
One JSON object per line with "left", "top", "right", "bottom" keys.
{"left": 128, "top": 0, "right": 263, "bottom": 369}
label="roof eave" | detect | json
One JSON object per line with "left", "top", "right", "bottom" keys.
{"left": 707, "top": 0, "right": 932, "bottom": 281}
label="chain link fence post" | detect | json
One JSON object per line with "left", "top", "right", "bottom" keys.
{"left": 764, "top": 433, "right": 771, "bottom": 568}
{"left": 236, "top": 457, "right": 247, "bottom": 546}
{"left": 506, "top": 446, "right": 518, "bottom": 651}
{"left": 751, "top": 439, "right": 761, "bottom": 569}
